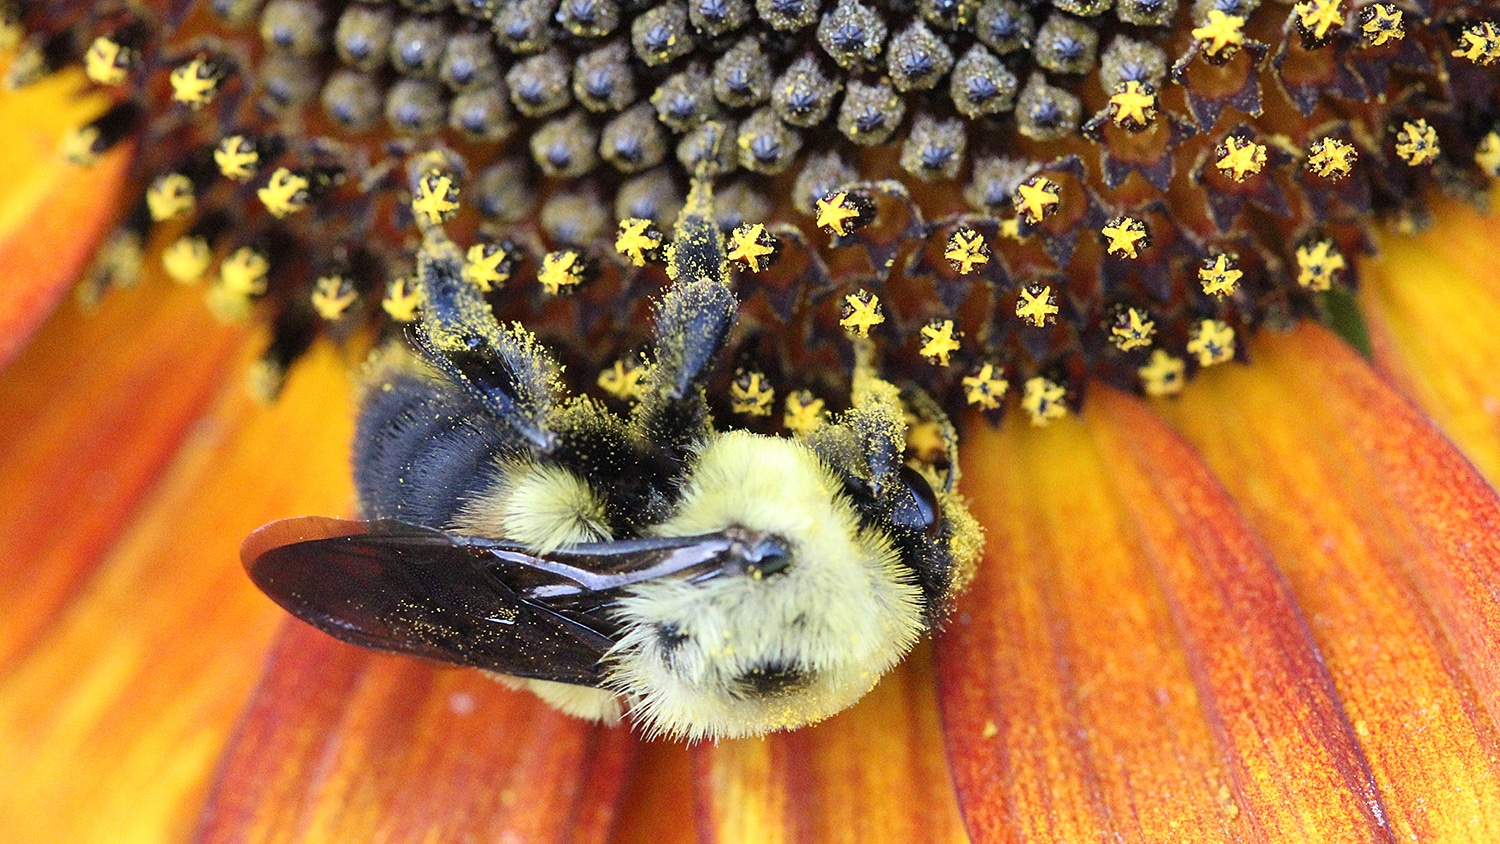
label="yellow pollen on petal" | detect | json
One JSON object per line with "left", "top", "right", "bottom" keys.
{"left": 728, "top": 222, "right": 777, "bottom": 272}
{"left": 311, "top": 275, "right": 359, "bottom": 320}
{"left": 214, "top": 135, "right": 260, "bottom": 181}
{"left": 1293, "top": 0, "right": 1346, "bottom": 42}
{"left": 1108, "top": 81, "right": 1157, "bottom": 130}
{"left": 1296, "top": 239, "right": 1346, "bottom": 290}
{"left": 258, "top": 168, "right": 310, "bottom": 218}
{"left": 1187, "top": 319, "right": 1236, "bottom": 366}
{"left": 615, "top": 218, "right": 663, "bottom": 266}
{"left": 1452, "top": 22, "right": 1500, "bottom": 65}
{"left": 1192, "top": 10, "right": 1246, "bottom": 59}
{"left": 783, "top": 390, "right": 826, "bottom": 434}
{"left": 1360, "top": 3, "right": 1404, "bottom": 45}
{"left": 598, "top": 357, "right": 649, "bottom": 402}
{"left": 1216, "top": 136, "right": 1267, "bottom": 182}
{"left": 1199, "top": 253, "right": 1242, "bottom": 296}
{"left": 60, "top": 126, "right": 101, "bottom": 167}
{"left": 538, "top": 250, "right": 587, "bottom": 294}
{"left": 219, "top": 247, "right": 269, "bottom": 297}
{"left": 1476, "top": 132, "right": 1500, "bottom": 177}
{"left": 146, "top": 173, "right": 195, "bottom": 222}
{"left": 919, "top": 320, "right": 962, "bottom": 366}
{"left": 411, "top": 174, "right": 461, "bottom": 225}
{"left": 815, "top": 191, "right": 865, "bottom": 236}
{"left": 1307, "top": 137, "right": 1358, "bottom": 179}
{"left": 382, "top": 276, "right": 422, "bottom": 322}
{"left": 1139, "top": 349, "right": 1186, "bottom": 396}
{"left": 944, "top": 227, "right": 989, "bottom": 275}
{"left": 1395, "top": 119, "right": 1440, "bottom": 166}
{"left": 840, "top": 290, "right": 885, "bottom": 336}
{"left": 162, "top": 236, "right": 212, "bottom": 284}
{"left": 84, "top": 37, "right": 130, "bottom": 86}
{"left": 1102, "top": 216, "right": 1150, "bottom": 258}
{"left": 1016, "top": 285, "right": 1058, "bottom": 327}
{"left": 1110, "top": 307, "right": 1156, "bottom": 351}
{"left": 730, "top": 372, "right": 776, "bottom": 416}
{"left": 462, "top": 243, "right": 513, "bottom": 291}
{"left": 962, "top": 363, "right": 1008, "bottom": 410}
{"left": 169, "top": 58, "right": 221, "bottom": 108}
{"left": 1013, "top": 176, "right": 1060, "bottom": 225}
{"left": 1021, "top": 376, "right": 1068, "bottom": 426}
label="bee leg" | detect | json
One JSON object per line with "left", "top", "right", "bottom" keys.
{"left": 411, "top": 234, "right": 560, "bottom": 454}
{"left": 632, "top": 181, "right": 738, "bottom": 462}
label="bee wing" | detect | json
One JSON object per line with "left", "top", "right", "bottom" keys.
{"left": 242, "top": 517, "right": 616, "bottom": 686}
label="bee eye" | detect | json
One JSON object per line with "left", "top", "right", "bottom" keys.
{"left": 897, "top": 465, "right": 940, "bottom": 537}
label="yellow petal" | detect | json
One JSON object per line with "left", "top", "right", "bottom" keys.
{"left": 1158, "top": 322, "right": 1500, "bottom": 841}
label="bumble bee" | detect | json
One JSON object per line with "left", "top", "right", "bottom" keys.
{"left": 243, "top": 182, "right": 981, "bottom": 740}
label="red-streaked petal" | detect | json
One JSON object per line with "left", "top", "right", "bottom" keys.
{"left": 693, "top": 644, "right": 970, "bottom": 843}
{"left": 0, "top": 343, "right": 355, "bottom": 842}
{"left": 195, "top": 623, "right": 637, "bottom": 843}
{"left": 1359, "top": 204, "right": 1500, "bottom": 484}
{"left": 0, "top": 69, "right": 127, "bottom": 366}
{"left": 1156, "top": 322, "right": 1500, "bottom": 841}
{"left": 938, "top": 394, "right": 1389, "bottom": 841}
{"left": 609, "top": 740, "right": 700, "bottom": 844}
{"left": 0, "top": 281, "right": 245, "bottom": 669}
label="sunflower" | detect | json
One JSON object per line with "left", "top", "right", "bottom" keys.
{"left": 1, "top": 0, "right": 1498, "bottom": 840}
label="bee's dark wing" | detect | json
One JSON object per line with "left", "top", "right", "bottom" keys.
{"left": 242, "top": 517, "right": 616, "bottom": 686}
{"left": 242, "top": 517, "right": 791, "bottom": 687}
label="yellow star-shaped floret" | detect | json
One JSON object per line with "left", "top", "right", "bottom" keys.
{"left": 146, "top": 173, "right": 196, "bottom": 222}
{"left": 598, "top": 358, "right": 649, "bottom": 402}
{"left": 1293, "top": 0, "right": 1346, "bottom": 42}
{"left": 1021, "top": 377, "right": 1068, "bottom": 426}
{"left": 1013, "top": 176, "right": 1060, "bottom": 225}
{"left": 730, "top": 372, "right": 776, "bottom": 416}
{"left": 1395, "top": 119, "right": 1440, "bottom": 166}
{"left": 815, "top": 191, "right": 866, "bottom": 236}
{"left": 1215, "top": 136, "right": 1267, "bottom": 182}
{"left": 1453, "top": 22, "right": 1500, "bottom": 65}
{"left": 962, "top": 363, "right": 1009, "bottom": 410}
{"left": 538, "top": 250, "right": 587, "bottom": 294}
{"left": 728, "top": 223, "right": 778, "bottom": 272}
{"left": 169, "top": 58, "right": 221, "bottom": 108}
{"left": 1198, "top": 253, "right": 1243, "bottom": 296}
{"left": 1102, "top": 216, "right": 1150, "bottom": 258}
{"left": 906, "top": 421, "right": 947, "bottom": 465}
{"left": 162, "top": 236, "right": 212, "bottom": 284}
{"left": 919, "top": 320, "right": 962, "bottom": 366}
{"left": 219, "top": 247, "right": 269, "bottom": 297}
{"left": 258, "top": 168, "right": 311, "bottom": 218}
{"left": 1192, "top": 10, "right": 1246, "bottom": 59}
{"left": 463, "top": 243, "right": 513, "bottom": 292}
{"left": 1108, "top": 81, "right": 1157, "bottom": 130}
{"left": 944, "top": 227, "right": 989, "bottom": 275}
{"left": 617, "top": 218, "right": 664, "bottom": 268}
{"left": 1306, "top": 137, "right": 1358, "bottom": 179}
{"left": 783, "top": 391, "right": 826, "bottom": 434}
{"left": 382, "top": 277, "right": 422, "bottom": 322}
{"left": 1475, "top": 132, "right": 1500, "bottom": 177}
{"left": 1015, "top": 285, "right": 1058, "bottom": 328}
{"left": 214, "top": 136, "right": 260, "bottom": 181}
{"left": 1187, "top": 319, "right": 1236, "bottom": 367}
{"left": 840, "top": 290, "right": 885, "bottom": 337}
{"left": 311, "top": 275, "right": 358, "bottom": 320}
{"left": 1295, "top": 239, "right": 1346, "bottom": 290}
{"left": 1360, "top": 4, "right": 1404, "bottom": 46}
{"left": 84, "top": 37, "right": 130, "bottom": 86}
{"left": 412, "top": 174, "right": 460, "bottom": 225}
{"left": 998, "top": 217, "right": 1025, "bottom": 241}
{"left": 1139, "top": 349, "right": 1186, "bottom": 397}
{"left": 61, "top": 126, "right": 101, "bottom": 167}
{"left": 1110, "top": 307, "right": 1156, "bottom": 351}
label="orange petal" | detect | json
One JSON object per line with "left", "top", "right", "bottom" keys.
{"left": 1358, "top": 202, "right": 1500, "bottom": 483}
{"left": 0, "top": 341, "right": 355, "bottom": 842}
{"left": 0, "top": 280, "right": 245, "bottom": 669}
{"left": 1157, "top": 322, "right": 1500, "bottom": 840}
{"left": 693, "top": 644, "right": 969, "bottom": 843}
{"left": 937, "top": 395, "right": 1387, "bottom": 841}
{"left": 195, "top": 623, "right": 638, "bottom": 843}
{"left": 0, "top": 69, "right": 129, "bottom": 366}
